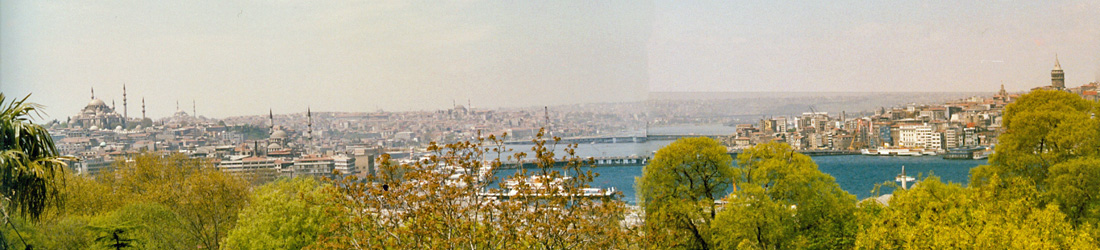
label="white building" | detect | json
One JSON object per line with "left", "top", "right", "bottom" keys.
{"left": 898, "top": 124, "right": 940, "bottom": 149}
{"left": 333, "top": 154, "right": 357, "bottom": 175}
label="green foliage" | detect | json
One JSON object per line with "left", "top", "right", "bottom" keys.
{"left": 855, "top": 176, "right": 1097, "bottom": 249}
{"left": 975, "top": 89, "right": 1097, "bottom": 187}
{"left": 1048, "top": 157, "right": 1100, "bottom": 226}
{"left": 7, "top": 152, "right": 249, "bottom": 249}
{"left": 714, "top": 142, "right": 858, "bottom": 249}
{"left": 0, "top": 93, "right": 71, "bottom": 221}
{"left": 636, "top": 137, "right": 733, "bottom": 248}
{"left": 313, "top": 129, "right": 632, "bottom": 249}
{"left": 225, "top": 177, "right": 331, "bottom": 250}
{"left": 970, "top": 90, "right": 1100, "bottom": 231}
{"left": 90, "top": 202, "right": 190, "bottom": 250}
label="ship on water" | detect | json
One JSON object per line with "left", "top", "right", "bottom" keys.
{"left": 861, "top": 148, "right": 939, "bottom": 157}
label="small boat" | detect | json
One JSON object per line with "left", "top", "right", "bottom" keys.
{"left": 486, "top": 174, "right": 616, "bottom": 199}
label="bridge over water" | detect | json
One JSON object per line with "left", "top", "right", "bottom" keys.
{"left": 503, "top": 134, "right": 725, "bottom": 145}
{"left": 498, "top": 155, "right": 651, "bottom": 169}
{"left": 496, "top": 149, "right": 858, "bottom": 169}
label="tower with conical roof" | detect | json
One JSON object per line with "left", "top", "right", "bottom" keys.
{"left": 1052, "top": 54, "right": 1065, "bottom": 90}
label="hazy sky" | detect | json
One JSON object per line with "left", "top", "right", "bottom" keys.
{"left": 2, "top": 1, "right": 1098, "bottom": 120}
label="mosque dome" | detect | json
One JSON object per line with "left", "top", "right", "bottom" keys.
{"left": 271, "top": 129, "right": 287, "bottom": 139}
{"left": 268, "top": 143, "right": 282, "bottom": 149}
{"left": 87, "top": 99, "right": 107, "bottom": 107}
{"left": 88, "top": 125, "right": 100, "bottom": 130}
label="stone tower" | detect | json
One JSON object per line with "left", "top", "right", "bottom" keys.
{"left": 1052, "top": 54, "right": 1065, "bottom": 90}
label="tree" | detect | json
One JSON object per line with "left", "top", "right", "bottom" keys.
{"left": 173, "top": 165, "right": 250, "bottom": 249}
{"left": 0, "top": 93, "right": 70, "bottom": 221}
{"left": 636, "top": 137, "right": 733, "bottom": 249}
{"left": 90, "top": 202, "right": 191, "bottom": 250}
{"left": 1048, "top": 157, "right": 1100, "bottom": 227}
{"left": 969, "top": 90, "right": 1100, "bottom": 229}
{"left": 713, "top": 142, "right": 858, "bottom": 249}
{"left": 93, "top": 152, "right": 248, "bottom": 249}
{"left": 973, "top": 90, "right": 1096, "bottom": 187}
{"left": 225, "top": 177, "right": 331, "bottom": 250}
{"left": 855, "top": 176, "right": 1097, "bottom": 249}
{"left": 313, "top": 129, "right": 632, "bottom": 249}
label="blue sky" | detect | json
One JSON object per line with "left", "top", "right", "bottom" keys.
{"left": 2, "top": 1, "right": 1097, "bottom": 119}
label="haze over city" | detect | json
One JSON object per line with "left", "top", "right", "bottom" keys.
{"left": 2, "top": 0, "right": 1098, "bottom": 119}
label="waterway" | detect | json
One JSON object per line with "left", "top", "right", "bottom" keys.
{"left": 491, "top": 140, "right": 986, "bottom": 204}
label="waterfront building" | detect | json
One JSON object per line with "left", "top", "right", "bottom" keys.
{"left": 943, "top": 128, "right": 959, "bottom": 149}
{"left": 897, "top": 124, "right": 938, "bottom": 149}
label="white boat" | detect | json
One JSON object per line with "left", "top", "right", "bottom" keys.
{"left": 870, "top": 148, "right": 925, "bottom": 156}
{"left": 487, "top": 175, "right": 616, "bottom": 199}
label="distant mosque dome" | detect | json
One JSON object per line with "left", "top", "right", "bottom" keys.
{"left": 271, "top": 129, "right": 288, "bottom": 139}
{"left": 115, "top": 125, "right": 123, "bottom": 130}
{"left": 268, "top": 143, "right": 282, "bottom": 150}
{"left": 87, "top": 99, "right": 107, "bottom": 107}
{"left": 88, "top": 125, "right": 100, "bottom": 130}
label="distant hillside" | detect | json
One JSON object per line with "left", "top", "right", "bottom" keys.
{"left": 647, "top": 91, "right": 989, "bottom": 118}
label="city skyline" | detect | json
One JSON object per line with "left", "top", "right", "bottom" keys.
{"left": 2, "top": 1, "right": 1099, "bottom": 119}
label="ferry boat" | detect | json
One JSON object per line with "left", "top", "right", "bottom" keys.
{"left": 863, "top": 148, "right": 925, "bottom": 156}
{"left": 483, "top": 175, "right": 616, "bottom": 199}
{"left": 943, "top": 147, "right": 993, "bottom": 160}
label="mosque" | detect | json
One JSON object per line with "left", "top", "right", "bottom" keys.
{"left": 71, "top": 87, "right": 125, "bottom": 130}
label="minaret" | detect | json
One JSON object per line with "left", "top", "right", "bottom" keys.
{"left": 91, "top": 87, "right": 95, "bottom": 100}
{"left": 1052, "top": 54, "right": 1065, "bottom": 90}
{"left": 307, "top": 107, "right": 313, "bottom": 152}
{"left": 122, "top": 85, "right": 128, "bottom": 127}
{"left": 141, "top": 97, "right": 146, "bottom": 120}
{"left": 192, "top": 100, "right": 196, "bottom": 118}
{"left": 307, "top": 107, "right": 313, "bottom": 138}
{"left": 269, "top": 109, "right": 274, "bottom": 130}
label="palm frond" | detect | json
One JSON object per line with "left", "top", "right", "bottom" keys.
{"left": 0, "top": 93, "right": 69, "bottom": 220}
